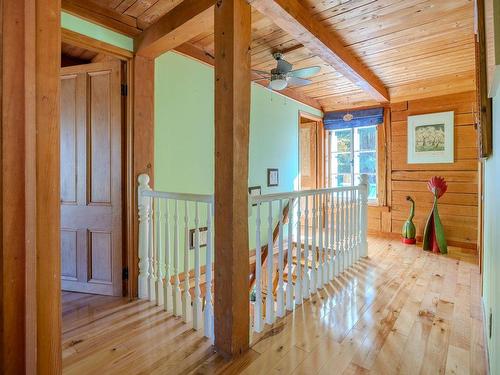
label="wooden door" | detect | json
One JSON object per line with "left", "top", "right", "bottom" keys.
{"left": 60, "top": 61, "right": 122, "bottom": 296}
{"left": 299, "top": 121, "right": 318, "bottom": 190}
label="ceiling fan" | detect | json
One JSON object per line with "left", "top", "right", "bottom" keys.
{"left": 253, "top": 52, "right": 321, "bottom": 91}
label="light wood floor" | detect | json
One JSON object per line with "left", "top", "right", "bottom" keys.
{"left": 62, "top": 237, "right": 487, "bottom": 374}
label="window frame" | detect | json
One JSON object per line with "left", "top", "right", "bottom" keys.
{"left": 325, "top": 124, "right": 380, "bottom": 205}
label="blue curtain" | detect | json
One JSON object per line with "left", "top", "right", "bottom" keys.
{"left": 324, "top": 108, "right": 384, "bottom": 130}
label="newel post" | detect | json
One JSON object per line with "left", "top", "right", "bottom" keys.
{"left": 359, "top": 174, "right": 369, "bottom": 257}
{"left": 138, "top": 174, "right": 152, "bottom": 298}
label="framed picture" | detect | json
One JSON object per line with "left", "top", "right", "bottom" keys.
{"left": 189, "top": 227, "right": 208, "bottom": 250}
{"left": 248, "top": 186, "right": 261, "bottom": 206}
{"left": 407, "top": 111, "right": 454, "bottom": 164}
{"left": 267, "top": 168, "right": 279, "bottom": 187}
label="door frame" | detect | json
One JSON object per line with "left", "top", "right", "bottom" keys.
{"left": 297, "top": 110, "right": 324, "bottom": 191}
{"left": 62, "top": 28, "right": 135, "bottom": 297}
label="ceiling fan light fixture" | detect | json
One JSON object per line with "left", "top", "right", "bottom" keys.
{"left": 269, "top": 78, "right": 288, "bottom": 91}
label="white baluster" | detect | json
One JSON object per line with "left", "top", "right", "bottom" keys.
{"left": 303, "top": 197, "right": 310, "bottom": 299}
{"left": 323, "top": 193, "right": 329, "bottom": 286}
{"left": 351, "top": 190, "right": 356, "bottom": 266}
{"left": 340, "top": 190, "right": 345, "bottom": 273}
{"left": 329, "top": 191, "right": 335, "bottom": 281}
{"left": 155, "top": 198, "right": 164, "bottom": 306}
{"left": 354, "top": 189, "right": 359, "bottom": 262}
{"left": 204, "top": 203, "right": 214, "bottom": 342}
{"left": 163, "top": 199, "right": 173, "bottom": 312}
{"left": 295, "top": 197, "right": 303, "bottom": 305}
{"left": 335, "top": 191, "right": 340, "bottom": 277}
{"left": 346, "top": 191, "right": 351, "bottom": 268}
{"left": 310, "top": 194, "right": 317, "bottom": 294}
{"left": 193, "top": 202, "right": 202, "bottom": 330}
{"left": 254, "top": 203, "right": 263, "bottom": 332}
{"left": 359, "top": 174, "right": 369, "bottom": 257}
{"left": 276, "top": 200, "right": 285, "bottom": 317}
{"left": 148, "top": 196, "right": 155, "bottom": 301}
{"left": 137, "top": 174, "right": 151, "bottom": 299}
{"left": 173, "top": 200, "right": 182, "bottom": 316}
{"left": 266, "top": 202, "right": 275, "bottom": 324}
{"left": 286, "top": 197, "right": 294, "bottom": 310}
{"left": 182, "top": 201, "right": 192, "bottom": 323}
{"left": 317, "top": 193, "right": 323, "bottom": 290}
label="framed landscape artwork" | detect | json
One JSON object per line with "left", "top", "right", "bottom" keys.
{"left": 407, "top": 111, "right": 454, "bottom": 164}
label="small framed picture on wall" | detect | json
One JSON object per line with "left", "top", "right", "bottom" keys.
{"left": 248, "top": 186, "right": 261, "bottom": 206}
{"left": 267, "top": 168, "right": 279, "bottom": 187}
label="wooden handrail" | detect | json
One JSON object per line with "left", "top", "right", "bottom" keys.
{"left": 248, "top": 200, "right": 292, "bottom": 291}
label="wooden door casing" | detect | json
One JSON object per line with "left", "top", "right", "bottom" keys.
{"left": 60, "top": 61, "right": 122, "bottom": 296}
{"left": 299, "top": 121, "right": 318, "bottom": 190}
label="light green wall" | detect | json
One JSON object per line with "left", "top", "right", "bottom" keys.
{"left": 154, "top": 52, "right": 321, "bottom": 267}
{"left": 483, "top": 90, "right": 500, "bottom": 375}
{"left": 61, "top": 12, "right": 134, "bottom": 51}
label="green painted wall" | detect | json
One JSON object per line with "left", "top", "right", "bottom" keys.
{"left": 483, "top": 90, "right": 500, "bottom": 375}
{"left": 154, "top": 52, "right": 321, "bottom": 267}
{"left": 61, "top": 12, "right": 134, "bottom": 51}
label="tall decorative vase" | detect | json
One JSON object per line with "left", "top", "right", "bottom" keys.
{"left": 422, "top": 176, "right": 448, "bottom": 254}
{"left": 401, "top": 196, "right": 416, "bottom": 244}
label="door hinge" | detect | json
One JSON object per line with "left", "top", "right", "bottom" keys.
{"left": 121, "top": 83, "right": 128, "bottom": 97}
{"left": 122, "top": 267, "right": 128, "bottom": 280}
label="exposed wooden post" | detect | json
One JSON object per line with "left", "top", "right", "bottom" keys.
{"left": 214, "top": 0, "right": 251, "bottom": 358}
{"left": 132, "top": 55, "right": 155, "bottom": 298}
{"left": 1, "top": 0, "right": 61, "bottom": 373}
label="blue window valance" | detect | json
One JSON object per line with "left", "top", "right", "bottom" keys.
{"left": 324, "top": 108, "right": 384, "bottom": 130}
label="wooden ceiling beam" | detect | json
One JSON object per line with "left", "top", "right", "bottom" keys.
{"left": 62, "top": 0, "right": 142, "bottom": 36}
{"left": 135, "top": 0, "right": 215, "bottom": 58}
{"left": 247, "top": 0, "right": 390, "bottom": 103}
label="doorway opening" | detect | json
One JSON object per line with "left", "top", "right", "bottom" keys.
{"left": 59, "top": 37, "right": 135, "bottom": 339}
{"left": 298, "top": 111, "right": 323, "bottom": 191}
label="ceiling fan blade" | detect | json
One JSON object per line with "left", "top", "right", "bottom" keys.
{"left": 277, "top": 58, "right": 293, "bottom": 73}
{"left": 287, "top": 76, "right": 312, "bottom": 87}
{"left": 288, "top": 66, "right": 321, "bottom": 78}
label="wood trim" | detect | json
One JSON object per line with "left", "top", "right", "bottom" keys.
{"left": 62, "top": 0, "right": 142, "bottom": 36}
{"left": 298, "top": 110, "right": 323, "bottom": 122}
{"left": 62, "top": 28, "right": 133, "bottom": 60}
{"left": 214, "top": 0, "right": 251, "bottom": 358}
{"left": 135, "top": 0, "right": 214, "bottom": 58}
{"left": 475, "top": 0, "right": 493, "bottom": 158}
{"left": 247, "top": 0, "right": 389, "bottom": 103}
{"left": 175, "top": 42, "right": 323, "bottom": 111}
{"left": 1, "top": 0, "right": 62, "bottom": 372}
{"left": 132, "top": 55, "right": 155, "bottom": 299}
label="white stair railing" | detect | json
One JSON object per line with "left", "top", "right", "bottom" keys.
{"left": 137, "top": 174, "right": 214, "bottom": 342}
{"left": 249, "top": 174, "right": 369, "bottom": 333}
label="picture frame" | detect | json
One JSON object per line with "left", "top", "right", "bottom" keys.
{"left": 248, "top": 186, "right": 261, "bottom": 206}
{"left": 407, "top": 111, "right": 454, "bottom": 164}
{"left": 189, "top": 227, "right": 208, "bottom": 250}
{"left": 267, "top": 168, "right": 279, "bottom": 187}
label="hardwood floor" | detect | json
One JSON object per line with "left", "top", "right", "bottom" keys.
{"left": 62, "top": 237, "right": 487, "bottom": 374}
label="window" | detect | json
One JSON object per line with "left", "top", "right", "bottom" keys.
{"left": 326, "top": 125, "right": 378, "bottom": 201}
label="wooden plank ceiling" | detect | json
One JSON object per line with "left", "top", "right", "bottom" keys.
{"left": 63, "top": 0, "right": 476, "bottom": 111}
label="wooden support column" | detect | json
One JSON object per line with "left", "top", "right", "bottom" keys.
{"left": 132, "top": 55, "right": 155, "bottom": 298}
{"left": 214, "top": 0, "right": 251, "bottom": 358}
{"left": 1, "top": 0, "right": 61, "bottom": 373}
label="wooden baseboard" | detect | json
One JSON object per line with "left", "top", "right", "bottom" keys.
{"left": 368, "top": 231, "right": 478, "bottom": 251}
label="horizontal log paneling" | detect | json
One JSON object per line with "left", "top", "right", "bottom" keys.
{"left": 388, "top": 91, "right": 479, "bottom": 248}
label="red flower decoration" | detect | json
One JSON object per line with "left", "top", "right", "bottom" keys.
{"left": 427, "top": 176, "right": 447, "bottom": 199}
